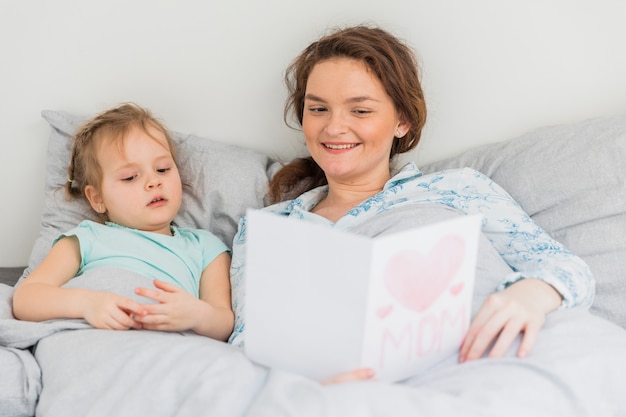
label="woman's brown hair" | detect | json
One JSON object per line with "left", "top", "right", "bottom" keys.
{"left": 268, "top": 25, "right": 427, "bottom": 203}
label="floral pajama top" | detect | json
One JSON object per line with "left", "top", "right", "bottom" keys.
{"left": 228, "top": 162, "right": 594, "bottom": 347}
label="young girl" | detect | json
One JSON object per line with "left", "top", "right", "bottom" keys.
{"left": 12, "top": 103, "right": 234, "bottom": 341}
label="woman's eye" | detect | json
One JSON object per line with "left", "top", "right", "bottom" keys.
{"left": 354, "top": 109, "right": 371, "bottom": 115}
{"left": 308, "top": 106, "right": 327, "bottom": 113}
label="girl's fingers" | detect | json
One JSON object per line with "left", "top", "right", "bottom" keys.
{"left": 135, "top": 280, "right": 179, "bottom": 302}
{"left": 134, "top": 287, "right": 170, "bottom": 303}
{"left": 118, "top": 297, "right": 146, "bottom": 316}
{"left": 152, "top": 279, "right": 179, "bottom": 293}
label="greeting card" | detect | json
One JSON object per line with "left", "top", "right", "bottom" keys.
{"left": 244, "top": 209, "right": 482, "bottom": 382}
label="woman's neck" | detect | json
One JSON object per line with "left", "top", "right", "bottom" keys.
{"left": 311, "top": 178, "right": 388, "bottom": 223}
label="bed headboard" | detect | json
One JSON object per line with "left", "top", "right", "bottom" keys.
{"left": 2, "top": 0, "right": 626, "bottom": 267}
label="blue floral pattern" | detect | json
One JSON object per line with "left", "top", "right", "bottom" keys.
{"left": 228, "top": 162, "right": 594, "bottom": 346}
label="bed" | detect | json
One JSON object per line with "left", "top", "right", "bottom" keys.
{"left": 1, "top": 109, "right": 625, "bottom": 416}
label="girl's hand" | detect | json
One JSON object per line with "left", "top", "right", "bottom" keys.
{"left": 459, "top": 278, "right": 562, "bottom": 362}
{"left": 82, "top": 291, "right": 145, "bottom": 330}
{"left": 133, "top": 279, "right": 206, "bottom": 332}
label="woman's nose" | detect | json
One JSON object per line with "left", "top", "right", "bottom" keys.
{"left": 325, "top": 112, "right": 349, "bottom": 136}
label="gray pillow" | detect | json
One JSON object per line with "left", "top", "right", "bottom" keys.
{"left": 20, "top": 110, "right": 279, "bottom": 282}
{"left": 421, "top": 113, "right": 626, "bottom": 328}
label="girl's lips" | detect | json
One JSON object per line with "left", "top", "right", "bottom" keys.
{"left": 148, "top": 197, "right": 167, "bottom": 207}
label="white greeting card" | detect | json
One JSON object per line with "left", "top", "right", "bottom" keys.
{"left": 244, "top": 209, "right": 482, "bottom": 382}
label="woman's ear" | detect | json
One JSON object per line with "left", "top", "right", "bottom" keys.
{"left": 84, "top": 185, "right": 106, "bottom": 214}
{"left": 395, "top": 120, "right": 411, "bottom": 138}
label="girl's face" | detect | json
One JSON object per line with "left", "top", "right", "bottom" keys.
{"left": 302, "top": 58, "right": 409, "bottom": 188}
{"left": 84, "top": 126, "right": 183, "bottom": 235}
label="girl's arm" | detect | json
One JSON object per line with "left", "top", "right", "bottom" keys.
{"left": 12, "top": 236, "right": 145, "bottom": 329}
{"left": 135, "top": 252, "right": 235, "bottom": 341}
{"left": 194, "top": 251, "right": 235, "bottom": 340}
{"left": 13, "top": 236, "right": 84, "bottom": 320}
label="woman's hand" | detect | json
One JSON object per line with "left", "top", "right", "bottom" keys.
{"left": 321, "top": 368, "right": 375, "bottom": 385}
{"left": 133, "top": 280, "right": 206, "bottom": 332}
{"left": 459, "top": 278, "right": 562, "bottom": 362}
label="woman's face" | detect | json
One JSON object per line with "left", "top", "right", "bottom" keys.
{"left": 302, "top": 58, "right": 408, "bottom": 188}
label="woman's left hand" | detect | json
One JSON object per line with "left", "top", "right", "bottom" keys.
{"left": 459, "top": 278, "right": 562, "bottom": 362}
{"left": 321, "top": 368, "right": 375, "bottom": 385}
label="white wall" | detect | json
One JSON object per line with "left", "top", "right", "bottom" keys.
{"left": 1, "top": 0, "right": 625, "bottom": 267}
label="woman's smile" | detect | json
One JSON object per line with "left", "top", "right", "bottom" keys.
{"left": 322, "top": 142, "right": 360, "bottom": 151}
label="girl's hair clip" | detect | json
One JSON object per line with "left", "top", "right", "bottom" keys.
{"left": 67, "top": 178, "right": 74, "bottom": 183}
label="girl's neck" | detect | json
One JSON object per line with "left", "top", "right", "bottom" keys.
{"left": 105, "top": 220, "right": 174, "bottom": 236}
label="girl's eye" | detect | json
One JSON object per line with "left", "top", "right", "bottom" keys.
{"left": 121, "top": 175, "right": 137, "bottom": 182}
{"left": 157, "top": 167, "right": 171, "bottom": 174}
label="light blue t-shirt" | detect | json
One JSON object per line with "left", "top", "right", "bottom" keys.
{"left": 228, "top": 162, "right": 595, "bottom": 346}
{"left": 57, "top": 220, "right": 229, "bottom": 296}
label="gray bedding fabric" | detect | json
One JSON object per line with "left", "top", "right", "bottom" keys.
{"left": 2, "top": 265, "right": 626, "bottom": 416}
{"left": 0, "top": 267, "right": 22, "bottom": 287}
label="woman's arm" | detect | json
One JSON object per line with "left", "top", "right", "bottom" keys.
{"left": 451, "top": 168, "right": 595, "bottom": 308}
{"left": 446, "top": 168, "right": 594, "bottom": 360}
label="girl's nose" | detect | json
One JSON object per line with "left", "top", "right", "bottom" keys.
{"left": 145, "top": 174, "right": 162, "bottom": 189}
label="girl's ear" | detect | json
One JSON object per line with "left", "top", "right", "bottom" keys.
{"left": 84, "top": 185, "right": 106, "bottom": 214}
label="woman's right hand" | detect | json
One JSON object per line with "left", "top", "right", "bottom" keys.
{"left": 459, "top": 278, "right": 561, "bottom": 362}
{"left": 82, "top": 290, "right": 146, "bottom": 330}
{"left": 321, "top": 368, "right": 376, "bottom": 385}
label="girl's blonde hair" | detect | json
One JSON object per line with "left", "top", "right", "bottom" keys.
{"left": 66, "top": 103, "right": 177, "bottom": 208}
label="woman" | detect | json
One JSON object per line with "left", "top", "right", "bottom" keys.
{"left": 229, "top": 25, "right": 593, "bottom": 381}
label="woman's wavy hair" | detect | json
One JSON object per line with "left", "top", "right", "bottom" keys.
{"left": 268, "top": 25, "right": 427, "bottom": 203}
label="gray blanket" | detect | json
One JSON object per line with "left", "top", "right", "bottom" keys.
{"left": 2, "top": 207, "right": 626, "bottom": 416}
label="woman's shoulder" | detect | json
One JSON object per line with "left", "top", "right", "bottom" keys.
{"left": 413, "top": 165, "right": 491, "bottom": 183}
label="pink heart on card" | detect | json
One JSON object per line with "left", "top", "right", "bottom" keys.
{"left": 377, "top": 304, "right": 394, "bottom": 319}
{"left": 383, "top": 236, "right": 466, "bottom": 312}
{"left": 449, "top": 282, "right": 464, "bottom": 296}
